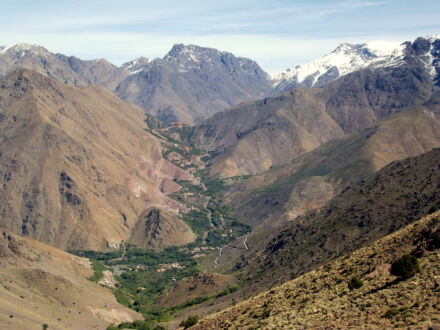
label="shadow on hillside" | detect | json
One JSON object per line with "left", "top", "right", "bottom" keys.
{"left": 366, "top": 278, "right": 403, "bottom": 295}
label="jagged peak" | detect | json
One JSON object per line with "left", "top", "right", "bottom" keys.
{"left": 163, "top": 43, "right": 235, "bottom": 63}
{"left": 273, "top": 39, "right": 404, "bottom": 89}
{"left": 120, "top": 57, "right": 151, "bottom": 72}
{"left": 424, "top": 34, "right": 440, "bottom": 42}
{"left": 0, "top": 43, "right": 49, "bottom": 55}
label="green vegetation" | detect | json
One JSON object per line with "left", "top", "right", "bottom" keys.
{"left": 88, "top": 259, "right": 110, "bottom": 282}
{"left": 179, "top": 315, "right": 199, "bottom": 329}
{"left": 181, "top": 209, "right": 211, "bottom": 236}
{"left": 384, "top": 308, "right": 400, "bottom": 318}
{"left": 68, "top": 248, "right": 123, "bottom": 261}
{"left": 390, "top": 254, "right": 420, "bottom": 280}
{"left": 348, "top": 276, "right": 363, "bottom": 290}
{"left": 102, "top": 116, "right": 250, "bottom": 329}
{"left": 107, "top": 245, "right": 193, "bottom": 266}
{"left": 144, "top": 115, "right": 166, "bottom": 130}
{"left": 169, "top": 285, "right": 240, "bottom": 312}
{"left": 429, "top": 204, "right": 439, "bottom": 214}
{"left": 205, "top": 178, "right": 225, "bottom": 198}
{"left": 108, "top": 319, "right": 164, "bottom": 330}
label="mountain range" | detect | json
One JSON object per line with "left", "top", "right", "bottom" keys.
{"left": 192, "top": 36, "right": 437, "bottom": 178}
{"left": 0, "top": 43, "right": 272, "bottom": 124}
{"left": 2, "top": 35, "right": 438, "bottom": 125}
{"left": 272, "top": 34, "right": 440, "bottom": 92}
{"left": 1, "top": 34, "right": 440, "bottom": 329}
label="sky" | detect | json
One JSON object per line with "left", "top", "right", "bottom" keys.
{"left": 1, "top": 0, "right": 439, "bottom": 73}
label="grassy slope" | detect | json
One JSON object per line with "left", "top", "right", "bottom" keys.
{"left": 195, "top": 211, "right": 440, "bottom": 329}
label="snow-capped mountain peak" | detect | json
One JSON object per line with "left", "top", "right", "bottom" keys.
{"left": 163, "top": 44, "right": 220, "bottom": 72}
{"left": 272, "top": 40, "right": 404, "bottom": 91}
{"left": 120, "top": 57, "right": 151, "bottom": 74}
{"left": 0, "top": 43, "right": 48, "bottom": 56}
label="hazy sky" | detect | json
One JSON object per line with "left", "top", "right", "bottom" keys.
{"left": 1, "top": 0, "right": 439, "bottom": 73}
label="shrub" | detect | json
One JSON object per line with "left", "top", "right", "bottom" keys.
{"left": 390, "top": 254, "right": 420, "bottom": 279}
{"left": 179, "top": 315, "right": 199, "bottom": 329}
{"left": 384, "top": 308, "right": 400, "bottom": 318}
{"left": 348, "top": 276, "right": 363, "bottom": 290}
{"left": 262, "top": 309, "right": 271, "bottom": 319}
{"left": 429, "top": 204, "right": 439, "bottom": 214}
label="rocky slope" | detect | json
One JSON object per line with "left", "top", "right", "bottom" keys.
{"left": 115, "top": 44, "right": 272, "bottom": 124}
{"left": 0, "top": 230, "right": 141, "bottom": 329}
{"left": 195, "top": 211, "right": 440, "bottom": 329}
{"left": 156, "top": 272, "right": 237, "bottom": 308}
{"left": 128, "top": 208, "right": 196, "bottom": 249}
{"left": 192, "top": 36, "right": 437, "bottom": 178}
{"left": 0, "top": 69, "right": 193, "bottom": 251}
{"left": 157, "top": 148, "right": 440, "bottom": 328}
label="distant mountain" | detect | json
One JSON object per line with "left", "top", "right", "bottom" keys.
{"left": 115, "top": 44, "right": 272, "bottom": 123}
{"left": 272, "top": 35, "right": 440, "bottom": 92}
{"left": 0, "top": 43, "right": 272, "bottom": 124}
{"left": 120, "top": 56, "right": 151, "bottom": 73}
{"left": 192, "top": 37, "right": 436, "bottom": 178}
{"left": 0, "top": 69, "right": 193, "bottom": 250}
{"left": 0, "top": 43, "right": 126, "bottom": 89}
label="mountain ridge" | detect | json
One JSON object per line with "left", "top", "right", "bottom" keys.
{"left": 192, "top": 39, "right": 435, "bottom": 178}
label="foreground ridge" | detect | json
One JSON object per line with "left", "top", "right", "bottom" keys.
{"left": 195, "top": 212, "right": 440, "bottom": 329}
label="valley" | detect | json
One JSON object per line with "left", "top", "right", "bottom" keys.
{"left": 0, "top": 33, "right": 440, "bottom": 329}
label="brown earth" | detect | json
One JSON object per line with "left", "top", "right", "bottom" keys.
{"left": 0, "top": 230, "right": 141, "bottom": 329}
{"left": 188, "top": 148, "right": 440, "bottom": 323}
{"left": 128, "top": 208, "right": 196, "bottom": 249}
{"left": 0, "top": 69, "right": 194, "bottom": 250}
